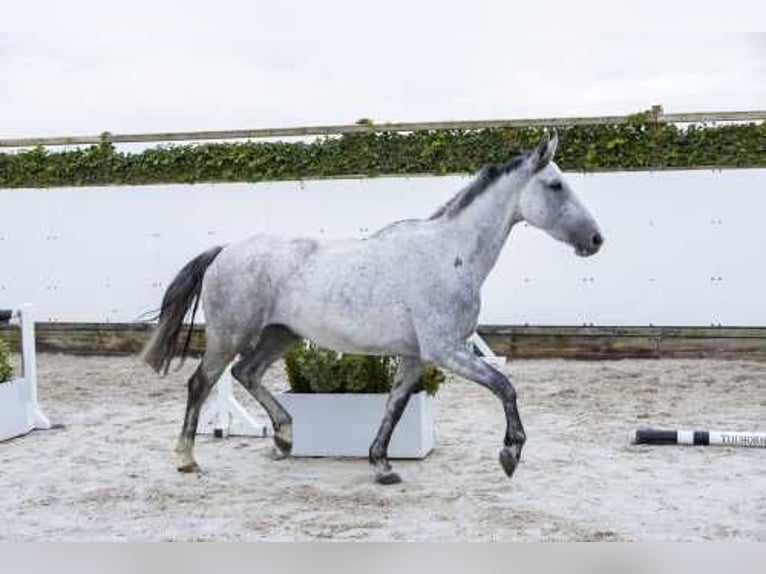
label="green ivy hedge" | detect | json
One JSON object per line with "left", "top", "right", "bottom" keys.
{"left": 1, "top": 120, "right": 764, "bottom": 188}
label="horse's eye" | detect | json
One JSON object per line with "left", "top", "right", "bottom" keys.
{"left": 549, "top": 181, "right": 563, "bottom": 191}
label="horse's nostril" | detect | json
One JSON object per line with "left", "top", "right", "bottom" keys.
{"left": 592, "top": 233, "right": 603, "bottom": 247}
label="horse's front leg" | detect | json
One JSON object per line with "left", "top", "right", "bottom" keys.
{"left": 369, "top": 357, "right": 424, "bottom": 485}
{"left": 429, "top": 346, "right": 526, "bottom": 479}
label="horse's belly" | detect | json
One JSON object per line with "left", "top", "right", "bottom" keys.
{"left": 274, "top": 297, "right": 417, "bottom": 356}
{"left": 269, "top": 242, "right": 431, "bottom": 355}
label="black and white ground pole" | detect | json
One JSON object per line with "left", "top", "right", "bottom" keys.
{"left": 631, "top": 428, "right": 766, "bottom": 448}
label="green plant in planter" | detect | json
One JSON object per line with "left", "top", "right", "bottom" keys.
{"left": 284, "top": 341, "right": 445, "bottom": 395}
{"left": 0, "top": 338, "right": 13, "bottom": 383}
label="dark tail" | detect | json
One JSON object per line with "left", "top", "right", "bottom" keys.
{"left": 142, "top": 246, "right": 224, "bottom": 375}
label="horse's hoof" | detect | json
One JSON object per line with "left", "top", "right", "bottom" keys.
{"left": 270, "top": 447, "right": 289, "bottom": 461}
{"left": 177, "top": 460, "right": 200, "bottom": 473}
{"left": 374, "top": 470, "right": 403, "bottom": 485}
{"left": 273, "top": 422, "right": 293, "bottom": 455}
{"left": 273, "top": 434, "right": 293, "bottom": 456}
{"left": 499, "top": 447, "right": 519, "bottom": 479}
{"left": 175, "top": 449, "right": 200, "bottom": 473}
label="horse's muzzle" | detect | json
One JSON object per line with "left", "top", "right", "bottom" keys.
{"left": 575, "top": 232, "right": 604, "bottom": 257}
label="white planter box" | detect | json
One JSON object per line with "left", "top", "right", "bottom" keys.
{"left": 279, "top": 391, "right": 434, "bottom": 459}
{"left": 0, "top": 378, "right": 37, "bottom": 442}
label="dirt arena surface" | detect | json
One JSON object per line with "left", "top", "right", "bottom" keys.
{"left": 1, "top": 353, "right": 763, "bottom": 541}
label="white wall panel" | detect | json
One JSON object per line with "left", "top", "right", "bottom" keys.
{"left": 1, "top": 169, "right": 764, "bottom": 325}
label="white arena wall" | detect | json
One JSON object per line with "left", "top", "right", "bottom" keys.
{"left": 1, "top": 168, "right": 764, "bottom": 326}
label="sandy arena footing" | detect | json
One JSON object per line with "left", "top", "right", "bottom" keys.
{"left": 0, "top": 354, "right": 763, "bottom": 541}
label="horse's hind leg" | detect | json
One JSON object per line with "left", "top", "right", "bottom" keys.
{"left": 231, "top": 324, "right": 299, "bottom": 456}
{"left": 175, "top": 337, "right": 236, "bottom": 472}
{"left": 369, "top": 357, "right": 424, "bottom": 485}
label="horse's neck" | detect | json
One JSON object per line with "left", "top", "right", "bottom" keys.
{"left": 441, "top": 181, "right": 522, "bottom": 284}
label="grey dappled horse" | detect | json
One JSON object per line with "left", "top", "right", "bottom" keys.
{"left": 143, "top": 132, "right": 603, "bottom": 485}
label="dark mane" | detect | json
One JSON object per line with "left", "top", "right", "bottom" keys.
{"left": 429, "top": 154, "right": 528, "bottom": 220}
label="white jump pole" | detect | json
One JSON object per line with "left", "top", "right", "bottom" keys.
{"left": 631, "top": 428, "right": 766, "bottom": 448}
{"left": 469, "top": 332, "right": 507, "bottom": 368}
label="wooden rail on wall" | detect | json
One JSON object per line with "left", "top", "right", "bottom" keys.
{"left": 479, "top": 326, "right": 766, "bottom": 361}
{"left": 2, "top": 323, "right": 766, "bottom": 361}
{"left": 1, "top": 107, "right": 765, "bottom": 148}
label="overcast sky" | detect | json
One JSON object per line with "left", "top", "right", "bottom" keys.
{"left": 1, "top": 1, "right": 764, "bottom": 138}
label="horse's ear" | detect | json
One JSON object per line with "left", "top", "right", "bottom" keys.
{"left": 533, "top": 130, "right": 558, "bottom": 173}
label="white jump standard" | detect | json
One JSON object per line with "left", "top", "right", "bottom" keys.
{"left": 0, "top": 304, "right": 51, "bottom": 442}
{"left": 198, "top": 364, "right": 272, "bottom": 438}
{"left": 631, "top": 428, "right": 766, "bottom": 448}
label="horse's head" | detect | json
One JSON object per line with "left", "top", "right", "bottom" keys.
{"left": 519, "top": 132, "right": 604, "bottom": 257}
